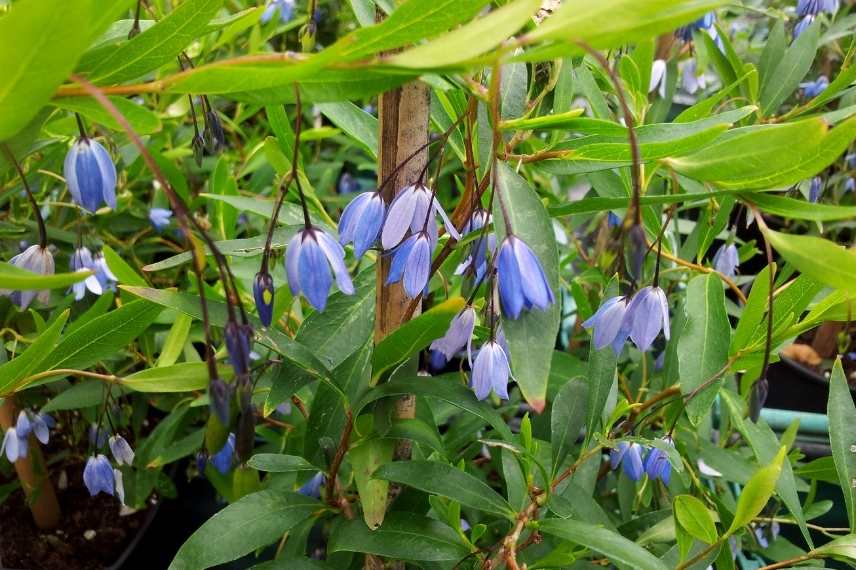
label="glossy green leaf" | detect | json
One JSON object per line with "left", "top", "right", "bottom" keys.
{"left": 760, "top": 19, "right": 819, "bottom": 116}
{"left": 169, "top": 490, "right": 319, "bottom": 570}
{"left": 387, "top": 0, "right": 539, "bottom": 68}
{"left": 374, "top": 460, "right": 514, "bottom": 517}
{"left": 494, "top": 163, "right": 560, "bottom": 411}
{"left": 551, "top": 376, "right": 588, "bottom": 475}
{"left": 674, "top": 495, "right": 718, "bottom": 545}
{"left": 328, "top": 513, "right": 470, "bottom": 561}
{"left": 726, "top": 446, "right": 786, "bottom": 535}
{"left": 765, "top": 229, "right": 856, "bottom": 296}
{"left": 52, "top": 96, "right": 162, "bottom": 135}
{"left": 678, "top": 274, "right": 730, "bottom": 425}
{"left": 372, "top": 297, "right": 464, "bottom": 381}
{"left": 0, "top": 262, "right": 92, "bottom": 290}
{"left": 247, "top": 454, "right": 319, "bottom": 473}
{"left": 84, "top": 0, "right": 224, "bottom": 85}
{"left": 0, "top": 0, "right": 93, "bottom": 140}
{"left": 828, "top": 358, "right": 856, "bottom": 532}
{"left": 0, "top": 310, "right": 69, "bottom": 396}
{"left": 39, "top": 300, "right": 161, "bottom": 374}
{"left": 539, "top": 518, "right": 669, "bottom": 570}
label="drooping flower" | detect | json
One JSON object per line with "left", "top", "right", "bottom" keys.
{"left": 253, "top": 271, "right": 275, "bottom": 327}
{"left": 712, "top": 243, "right": 740, "bottom": 278}
{"left": 149, "top": 207, "right": 173, "bottom": 232}
{"left": 430, "top": 307, "right": 476, "bottom": 362}
{"left": 260, "top": 0, "right": 296, "bottom": 24}
{"left": 108, "top": 435, "right": 135, "bottom": 466}
{"left": 64, "top": 138, "right": 117, "bottom": 212}
{"left": 794, "top": 14, "right": 815, "bottom": 39}
{"left": 338, "top": 191, "right": 386, "bottom": 259}
{"left": 623, "top": 286, "right": 670, "bottom": 352}
{"left": 808, "top": 176, "right": 824, "bottom": 203}
{"left": 2, "top": 428, "right": 19, "bottom": 463}
{"left": 801, "top": 75, "right": 829, "bottom": 98}
{"left": 210, "top": 433, "right": 236, "bottom": 475}
{"left": 380, "top": 184, "right": 460, "bottom": 250}
{"left": 298, "top": 472, "right": 325, "bottom": 498}
{"left": 675, "top": 11, "right": 716, "bottom": 42}
{"left": 610, "top": 442, "right": 645, "bottom": 481}
{"left": 2, "top": 245, "right": 55, "bottom": 309}
{"left": 286, "top": 227, "right": 355, "bottom": 311}
{"left": 387, "top": 232, "right": 433, "bottom": 299}
{"left": 496, "top": 236, "right": 555, "bottom": 319}
{"left": 644, "top": 437, "right": 674, "bottom": 485}
{"left": 583, "top": 296, "right": 631, "bottom": 354}
{"left": 83, "top": 454, "right": 115, "bottom": 497}
{"left": 470, "top": 340, "right": 512, "bottom": 401}
{"left": 649, "top": 59, "right": 668, "bottom": 99}
{"left": 70, "top": 247, "right": 103, "bottom": 300}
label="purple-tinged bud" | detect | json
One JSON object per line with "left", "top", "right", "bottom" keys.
{"left": 253, "top": 271, "right": 275, "bottom": 327}
{"left": 108, "top": 435, "right": 135, "bottom": 466}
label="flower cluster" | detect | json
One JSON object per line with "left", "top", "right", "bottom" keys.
{"left": 583, "top": 286, "right": 670, "bottom": 354}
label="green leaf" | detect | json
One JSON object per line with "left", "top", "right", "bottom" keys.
{"left": 351, "top": 436, "right": 394, "bottom": 529}
{"left": 678, "top": 274, "right": 731, "bottom": 425}
{"left": 731, "top": 264, "right": 774, "bottom": 354}
{"left": 83, "top": 0, "right": 224, "bottom": 85}
{"left": 765, "top": 229, "right": 856, "bottom": 296}
{"left": 316, "top": 102, "right": 378, "bottom": 158}
{"left": 374, "top": 460, "right": 514, "bottom": 517}
{"left": 0, "top": 310, "right": 68, "bottom": 396}
{"left": 123, "top": 363, "right": 231, "bottom": 393}
{"left": 247, "top": 454, "right": 319, "bottom": 473}
{"left": 387, "top": 0, "right": 539, "bottom": 68}
{"left": 0, "top": 262, "right": 92, "bottom": 290}
{"left": 39, "top": 300, "right": 162, "bottom": 375}
{"left": 494, "top": 163, "right": 560, "bottom": 411}
{"left": 0, "top": 0, "right": 93, "bottom": 140}
{"left": 674, "top": 495, "right": 718, "bottom": 545}
{"left": 726, "top": 446, "right": 786, "bottom": 535}
{"left": 551, "top": 376, "right": 588, "bottom": 475}
{"left": 52, "top": 96, "right": 162, "bottom": 135}
{"left": 760, "top": 19, "right": 819, "bottom": 116}
{"left": 169, "top": 490, "right": 319, "bottom": 570}
{"left": 353, "top": 375, "right": 513, "bottom": 441}
{"left": 371, "top": 297, "right": 465, "bottom": 381}
{"left": 539, "top": 518, "right": 669, "bottom": 570}
{"left": 328, "top": 513, "right": 470, "bottom": 561}
{"left": 828, "top": 358, "right": 856, "bottom": 532}
{"left": 667, "top": 116, "right": 856, "bottom": 190}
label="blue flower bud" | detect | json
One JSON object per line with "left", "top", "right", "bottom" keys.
{"left": 644, "top": 438, "right": 674, "bottom": 485}
{"left": 610, "top": 442, "right": 645, "bottom": 481}
{"left": 338, "top": 191, "right": 386, "bottom": 259}
{"left": 253, "top": 271, "right": 276, "bottom": 327}
{"left": 108, "top": 435, "right": 135, "bottom": 466}
{"left": 470, "top": 340, "right": 513, "bottom": 401}
{"left": 583, "top": 296, "right": 631, "bottom": 354}
{"left": 623, "top": 286, "right": 670, "bottom": 352}
{"left": 64, "top": 138, "right": 117, "bottom": 212}
{"left": 3, "top": 245, "right": 55, "bottom": 308}
{"left": 298, "top": 472, "right": 324, "bottom": 498}
{"left": 712, "top": 243, "right": 740, "bottom": 278}
{"left": 497, "top": 235, "right": 555, "bottom": 319}
{"left": 210, "top": 433, "right": 236, "bottom": 475}
{"left": 430, "top": 307, "right": 476, "bottom": 362}
{"left": 83, "top": 454, "right": 115, "bottom": 497}
{"left": 286, "top": 227, "right": 355, "bottom": 311}
{"left": 149, "top": 207, "right": 173, "bottom": 232}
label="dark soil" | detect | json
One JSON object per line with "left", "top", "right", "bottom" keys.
{"left": 0, "top": 462, "right": 149, "bottom": 570}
